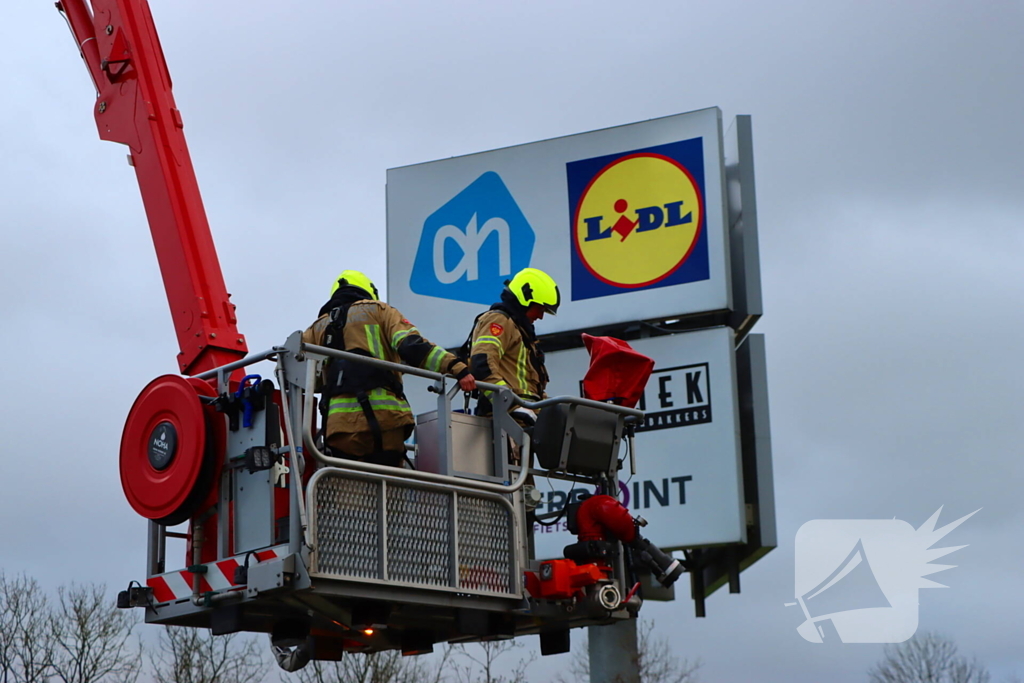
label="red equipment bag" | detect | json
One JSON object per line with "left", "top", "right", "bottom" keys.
{"left": 580, "top": 334, "right": 654, "bottom": 409}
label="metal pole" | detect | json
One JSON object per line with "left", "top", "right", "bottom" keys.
{"left": 589, "top": 620, "right": 640, "bottom": 683}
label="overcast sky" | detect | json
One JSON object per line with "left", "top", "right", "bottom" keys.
{"left": 2, "top": 1, "right": 1023, "bottom": 681}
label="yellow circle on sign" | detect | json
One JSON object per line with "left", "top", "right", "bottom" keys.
{"left": 574, "top": 154, "right": 703, "bottom": 288}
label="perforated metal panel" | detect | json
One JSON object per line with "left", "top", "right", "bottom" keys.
{"left": 387, "top": 486, "right": 451, "bottom": 586}
{"left": 314, "top": 477, "right": 380, "bottom": 578}
{"left": 310, "top": 470, "right": 519, "bottom": 597}
{"left": 458, "top": 495, "right": 513, "bottom": 593}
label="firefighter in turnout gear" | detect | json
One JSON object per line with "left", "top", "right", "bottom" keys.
{"left": 304, "top": 270, "right": 476, "bottom": 466}
{"left": 465, "top": 268, "right": 558, "bottom": 426}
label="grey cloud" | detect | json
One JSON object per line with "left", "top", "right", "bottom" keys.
{"left": 3, "top": 0, "right": 1022, "bottom": 681}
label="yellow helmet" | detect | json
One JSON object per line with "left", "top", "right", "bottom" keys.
{"left": 331, "top": 270, "right": 379, "bottom": 300}
{"left": 506, "top": 268, "right": 560, "bottom": 314}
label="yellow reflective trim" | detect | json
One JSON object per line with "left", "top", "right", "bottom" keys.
{"left": 482, "top": 379, "right": 508, "bottom": 400}
{"left": 425, "top": 346, "right": 446, "bottom": 372}
{"left": 391, "top": 327, "right": 418, "bottom": 349}
{"left": 365, "top": 324, "right": 384, "bottom": 359}
{"left": 328, "top": 402, "right": 411, "bottom": 414}
{"left": 517, "top": 346, "right": 528, "bottom": 393}
{"left": 474, "top": 336, "right": 503, "bottom": 351}
{"left": 328, "top": 389, "right": 411, "bottom": 414}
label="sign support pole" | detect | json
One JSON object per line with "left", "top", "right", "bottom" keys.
{"left": 589, "top": 620, "right": 640, "bottom": 683}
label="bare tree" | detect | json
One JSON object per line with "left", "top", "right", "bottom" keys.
{"left": 557, "top": 619, "right": 701, "bottom": 683}
{"left": 632, "top": 619, "right": 701, "bottom": 683}
{"left": 868, "top": 632, "right": 990, "bottom": 683}
{"left": 48, "top": 583, "right": 141, "bottom": 683}
{"left": 450, "top": 640, "right": 534, "bottom": 683}
{"left": 286, "top": 646, "right": 449, "bottom": 683}
{"left": 150, "top": 627, "right": 267, "bottom": 683}
{"left": 0, "top": 573, "right": 53, "bottom": 683}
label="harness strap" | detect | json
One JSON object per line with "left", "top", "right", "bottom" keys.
{"left": 458, "top": 310, "right": 489, "bottom": 363}
{"left": 355, "top": 390, "right": 384, "bottom": 454}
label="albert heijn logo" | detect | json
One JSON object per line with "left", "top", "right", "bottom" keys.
{"left": 566, "top": 137, "right": 710, "bottom": 301}
{"left": 410, "top": 172, "right": 535, "bottom": 305}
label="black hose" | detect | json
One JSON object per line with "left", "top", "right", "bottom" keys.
{"left": 533, "top": 486, "right": 578, "bottom": 527}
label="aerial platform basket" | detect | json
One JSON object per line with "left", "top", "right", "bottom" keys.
{"left": 121, "top": 331, "right": 647, "bottom": 662}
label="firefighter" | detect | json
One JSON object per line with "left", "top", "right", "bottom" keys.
{"left": 303, "top": 270, "right": 476, "bottom": 466}
{"left": 464, "top": 267, "right": 559, "bottom": 427}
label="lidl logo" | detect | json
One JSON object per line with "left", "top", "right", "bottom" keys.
{"left": 567, "top": 138, "right": 709, "bottom": 301}
{"left": 410, "top": 172, "right": 534, "bottom": 305}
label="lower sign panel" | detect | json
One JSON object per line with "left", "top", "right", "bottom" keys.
{"left": 532, "top": 326, "right": 746, "bottom": 559}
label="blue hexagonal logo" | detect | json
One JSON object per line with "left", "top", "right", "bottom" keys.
{"left": 409, "top": 172, "right": 535, "bottom": 305}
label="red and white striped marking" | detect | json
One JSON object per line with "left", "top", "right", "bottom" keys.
{"left": 147, "top": 545, "right": 289, "bottom": 604}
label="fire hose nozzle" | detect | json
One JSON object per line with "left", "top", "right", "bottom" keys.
{"left": 630, "top": 535, "right": 684, "bottom": 589}
{"left": 572, "top": 495, "right": 684, "bottom": 588}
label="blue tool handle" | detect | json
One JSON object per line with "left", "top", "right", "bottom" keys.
{"left": 235, "top": 374, "right": 262, "bottom": 428}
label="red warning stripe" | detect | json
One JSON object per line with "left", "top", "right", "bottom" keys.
{"left": 148, "top": 575, "right": 175, "bottom": 603}
{"left": 146, "top": 545, "right": 288, "bottom": 603}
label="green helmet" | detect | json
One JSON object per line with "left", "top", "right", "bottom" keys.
{"left": 331, "top": 270, "right": 379, "bottom": 300}
{"left": 506, "top": 268, "right": 560, "bottom": 315}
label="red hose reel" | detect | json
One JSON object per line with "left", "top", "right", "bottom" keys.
{"left": 119, "top": 375, "right": 223, "bottom": 526}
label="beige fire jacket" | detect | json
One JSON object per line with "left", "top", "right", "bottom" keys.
{"left": 468, "top": 310, "right": 547, "bottom": 404}
{"left": 303, "top": 300, "right": 467, "bottom": 437}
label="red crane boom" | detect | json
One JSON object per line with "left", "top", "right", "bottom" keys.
{"left": 58, "top": 0, "right": 247, "bottom": 376}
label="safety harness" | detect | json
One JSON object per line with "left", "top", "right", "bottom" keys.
{"left": 320, "top": 295, "right": 405, "bottom": 455}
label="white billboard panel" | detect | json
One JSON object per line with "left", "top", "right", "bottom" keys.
{"left": 387, "top": 108, "right": 731, "bottom": 349}
{"left": 531, "top": 327, "right": 746, "bottom": 559}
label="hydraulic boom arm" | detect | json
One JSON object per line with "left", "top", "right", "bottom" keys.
{"left": 58, "top": 0, "right": 247, "bottom": 375}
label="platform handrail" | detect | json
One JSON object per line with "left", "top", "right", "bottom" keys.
{"left": 298, "top": 343, "right": 641, "bottom": 493}
{"left": 523, "top": 394, "right": 644, "bottom": 418}
{"left": 183, "top": 338, "right": 644, "bottom": 498}
{"left": 301, "top": 343, "right": 644, "bottom": 418}
{"left": 193, "top": 347, "right": 282, "bottom": 381}
{"left": 190, "top": 342, "right": 643, "bottom": 421}
{"left": 298, "top": 348, "right": 533, "bottom": 495}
